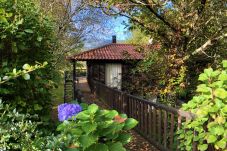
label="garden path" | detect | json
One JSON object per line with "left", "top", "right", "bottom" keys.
{"left": 77, "top": 77, "right": 159, "bottom": 151}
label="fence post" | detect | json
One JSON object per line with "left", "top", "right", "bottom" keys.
{"left": 125, "top": 93, "right": 130, "bottom": 115}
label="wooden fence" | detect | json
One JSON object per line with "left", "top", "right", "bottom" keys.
{"left": 92, "top": 80, "right": 195, "bottom": 151}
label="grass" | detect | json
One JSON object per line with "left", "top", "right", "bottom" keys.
{"left": 52, "top": 80, "right": 64, "bottom": 108}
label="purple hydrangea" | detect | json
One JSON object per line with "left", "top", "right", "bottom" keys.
{"left": 58, "top": 103, "right": 82, "bottom": 121}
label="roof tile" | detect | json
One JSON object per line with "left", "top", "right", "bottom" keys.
{"left": 68, "top": 43, "right": 143, "bottom": 61}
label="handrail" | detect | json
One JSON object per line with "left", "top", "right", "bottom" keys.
{"left": 92, "top": 80, "right": 196, "bottom": 151}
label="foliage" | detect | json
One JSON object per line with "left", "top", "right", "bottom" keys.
{"left": 126, "top": 29, "right": 150, "bottom": 45}
{"left": 56, "top": 103, "right": 138, "bottom": 151}
{"left": 0, "top": 99, "right": 65, "bottom": 151}
{"left": 39, "top": 0, "right": 117, "bottom": 71}
{"left": 0, "top": 0, "right": 58, "bottom": 117}
{"left": 0, "top": 62, "right": 47, "bottom": 84}
{"left": 91, "top": 0, "right": 227, "bottom": 102}
{"left": 0, "top": 69, "right": 57, "bottom": 151}
{"left": 0, "top": 100, "right": 42, "bottom": 150}
{"left": 177, "top": 60, "right": 227, "bottom": 151}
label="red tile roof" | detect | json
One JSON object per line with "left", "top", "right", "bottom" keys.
{"left": 68, "top": 43, "right": 143, "bottom": 61}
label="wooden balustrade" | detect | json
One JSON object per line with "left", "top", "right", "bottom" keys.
{"left": 92, "top": 80, "right": 195, "bottom": 151}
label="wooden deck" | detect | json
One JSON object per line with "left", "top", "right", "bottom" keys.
{"left": 77, "top": 77, "right": 160, "bottom": 151}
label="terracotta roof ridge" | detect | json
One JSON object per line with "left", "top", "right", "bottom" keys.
{"left": 71, "top": 43, "right": 136, "bottom": 58}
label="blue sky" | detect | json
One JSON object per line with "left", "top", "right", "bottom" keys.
{"left": 84, "top": 16, "right": 130, "bottom": 49}
{"left": 112, "top": 17, "right": 130, "bottom": 41}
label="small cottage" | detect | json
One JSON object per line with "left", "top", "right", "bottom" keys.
{"left": 67, "top": 36, "right": 143, "bottom": 93}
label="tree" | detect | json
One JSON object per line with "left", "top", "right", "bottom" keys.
{"left": 126, "top": 28, "right": 150, "bottom": 45}
{"left": 39, "top": 0, "right": 116, "bottom": 70}
{"left": 89, "top": 0, "right": 227, "bottom": 102}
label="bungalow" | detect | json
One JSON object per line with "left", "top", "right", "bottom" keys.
{"left": 67, "top": 36, "right": 143, "bottom": 98}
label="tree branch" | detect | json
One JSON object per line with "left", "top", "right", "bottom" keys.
{"left": 140, "top": 0, "right": 179, "bottom": 33}
{"left": 192, "top": 33, "right": 227, "bottom": 55}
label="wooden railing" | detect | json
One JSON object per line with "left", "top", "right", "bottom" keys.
{"left": 93, "top": 80, "right": 195, "bottom": 151}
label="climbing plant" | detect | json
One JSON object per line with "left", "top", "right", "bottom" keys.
{"left": 177, "top": 60, "right": 227, "bottom": 151}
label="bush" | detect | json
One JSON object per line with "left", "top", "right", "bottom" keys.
{"left": 0, "top": 100, "right": 44, "bottom": 150}
{"left": 0, "top": 64, "right": 58, "bottom": 151}
{"left": 56, "top": 103, "right": 138, "bottom": 151}
{"left": 0, "top": 0, "right": 58, "bottom": 118}
{"left": 177, "top": 60, "right": 227, "bottom": 151}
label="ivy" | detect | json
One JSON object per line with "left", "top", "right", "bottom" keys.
{"left": 177, "top": 60, "right": 227, "bottom": 151}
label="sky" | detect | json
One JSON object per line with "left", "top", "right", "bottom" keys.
{"left": 112, "top": 17, "right": 130, "bottom": 41}
{"left": 84, "top": 16, "right": 131, "bottom": 49}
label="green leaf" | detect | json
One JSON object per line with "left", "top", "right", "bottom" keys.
{"left": 6, "top": 13, "right": 13, "bottom": 18}
{"left": 34, "top": 104, "right": 43, "bottom": 111}
{"left": 81, "top": 122, "right": 97, "bottom": 134}
{"left": 78, "top": 135, "right": 96, "bottom": 149}
{"left": 214, "top": 88, "right": 227, "bottom": 99}
{"left": 70, "top": 128, "right": 83, "bottom": 136}
{"left": 198, "top": 73, "right": 208, "bottom": 81}
{"left": 86, "top": 143, "right": 108, "bottom": 151}
{"left": 218, "top": 72, "right": 227, "bottom": 81}
{"left": 212, "top": 125, "right": 224, "bottom": 135}
{"left": 88, "top": 104, "right": 99, "bottom": 114}
{"left": 105, "top": 110, "right": 118, "bottom": 119}
{"left": 206, "top": 134, "right": 217, "bottom": 143}
{"left": 196, "top": 84, "right": 211, "bottom": 93}
{"left": 23, "top": 64, "right": 31, "bottom": 70}
{"left": 116, "top": 133, "right": 132, "bottom": 145}
{"left": 43, "top": 61, "right": 48, "bottom": 66}
{"left": 23, "top": 73, "right": 30, "bottom": 80}
{"left": 210, "top": 70, "right": 220, "bottom": 77}
{"left": 37, "top": 36, "right": 43, "bottom": 42}
{"left": 0, "top": 16, "right": 8, "bottom": 23}
{"left": 57, "top": 120, "right": 69, "bottom": 131}
{"left": 13, "top": 68, "right": 16, "bottom": 74}
{"left": 222, "top": 60, "right": 227, "bottom": 68}
{"left": 80, "top": 103, "right": 88, "bottom": 110}
{"left": 76, "top": 111, "right": 90, "bottom": 120}
{"left": 221, "top": 106, "right": 227, "bottom": 113}
{"left": 123, "top": 118, "right": 138, "bottom": 130}
{"left": 108, "top": 142, "right": 126, "bottom": 151}
{"left": 24, "top": 29, "right": 34, "bottom": 33}
{"left": 198, "top": 144, "right": 208, "bottom": 151}
{"left": 215, "top": 139, "right": 226, "bottom": 149}
{"left": 204, "top": 68, "right": 213, "bottom": 77}
{"left": 16, "top": 19, "right": 23, "bottom": 25}
{"left": 119, "top": 114, "right": 128, "bottom": 118}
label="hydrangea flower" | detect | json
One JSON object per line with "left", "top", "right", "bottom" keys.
{"left": 58, "top": 103, "right": 82, "bottom": 121}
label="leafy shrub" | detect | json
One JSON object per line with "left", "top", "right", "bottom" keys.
{"left": 0, "top": 64, "right": 58, "bottom": 151}
{"left": 0, "top": 100, "right": 48, "bottom": 151}
{"left": 56, "top": 103, "right": 138, "bottom": 151}
{"left": 177, "top": 60, "right": 227, "bottom": 151}
{"left": 0, "top": 0, "right": 58, "bottom": 117}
